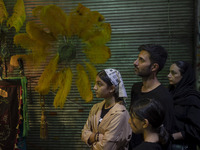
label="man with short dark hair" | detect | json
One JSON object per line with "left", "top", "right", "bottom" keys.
{"left": 129, "top": 44, "right": 175, "bottom": 150}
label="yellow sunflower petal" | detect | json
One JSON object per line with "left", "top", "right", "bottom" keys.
{"left": 86, "top": 23, "right": 111, "bottom": 45}
{"left": 10, "top": 54, "right": 25, "bottom": 67}
{"left": 32, "top": 5, "right": 44, "bottom": 17}
{"left": 33, "top": 5, "right": 68, "bottom": 37}
{"left": 35, "top": 54, "right": 59, "bottom": 95}
{"left": 14, "top": 33, "right": 49, "bottom": 57}
{"left": 80, "top": 11, "right": 104, "bottom": 32}
{"left": 53, "top": 67, "right": 73, "bottom": 108}
{"left": 76, "top": 4, "right": 105, "bottom": 39}
{"left": 0, "top": 0, "right": 8, "bottom": 24}
{"left": 14, "top": 33, "right": 35, "bottom": 49}
{"left": 7, "top": 0, "right": 26, "bottom": 32}
{"left": 9, "top": 53, "right": 43, "bottom": 69}
{"left": 84, "top": 62, "right": 97, "bottom": 82}
{"left": 26, "top": 49, "right": 48, "bottom": 67}
{"left": 66, "top": 4, "right": 93, "bottom": 37}
{"left": 76, "top": 64, "right": 93, "bottom": 102}
{"left": 72, "top": 4, "right": 90, "bottom": 36}
{"left": 17, "top": 54, "right": 44, "bottom": 68}
{"left": 51, "top": 71, "right": 63, "bottom": 91}
{"left": 14, "top": 33, "right": 49, "bottom": 67}
{"left": 76, "top": 3, "right": 90, "bottom": 16}
{"left": 84, "top": 45, "right": 111, "bottom": 64}
{"left": 26, "top": 21, "right": 56, "bottom": 45}
{"left": 66, "top": 11, "right": 81, "bottom": 37}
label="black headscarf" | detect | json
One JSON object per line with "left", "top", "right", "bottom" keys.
{"left": 169, "top": 62, "right": 200, "bottom": 107}
{"left": 169, "top": 62, "right": 200, "bottom": 145}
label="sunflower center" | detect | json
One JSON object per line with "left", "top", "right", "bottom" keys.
{"left": 57, "top": 36, "right": 80, "bottom": 63}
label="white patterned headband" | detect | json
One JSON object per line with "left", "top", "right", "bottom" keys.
{"left": 104, "top": 69, "right": 127, "bottom": 98}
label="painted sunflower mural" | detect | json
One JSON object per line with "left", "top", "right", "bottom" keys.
{"left": 0, "top": 0, "right": 26, "bottom": 76}
{"left": 10, "top": 4, "right": 112, "bottom": 108}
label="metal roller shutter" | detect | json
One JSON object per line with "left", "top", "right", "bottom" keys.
{"left": 2, "top": 0, "right": 194, "bottom": 149}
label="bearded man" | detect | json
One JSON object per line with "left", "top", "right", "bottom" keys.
{"left": 129, "top": 44, "right": 175, "bottom": 150}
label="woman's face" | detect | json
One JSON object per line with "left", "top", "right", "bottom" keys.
{"left": 93, "top": 75, "right": 113, "bottom": 99}
{"left": 168, "top": 64, "right": 183, "bottom": 85}
{"left": 128, "top": 114, "right": 144, "bottom": 134}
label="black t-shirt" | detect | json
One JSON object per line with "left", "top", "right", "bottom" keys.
{"left": 129, "top": 82, "right": 175, "bottom": 149}
{"left": 133, "top": 142, "right": 162, "bottom": 150}
{"left": 98, "top": 104, "right": 113, "bottom": 125}
{"left": 130, "top": 82, "right": 175, "bottom": 132}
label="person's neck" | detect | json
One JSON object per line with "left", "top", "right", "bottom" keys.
{"left": 104, "top": 97, "right": 116, "bottom": 109}
{"left": 143, "top": 130, "right": 159, "bottom": 143}
{"left": 142, "top": 76, "right": 161, "bottom": 92}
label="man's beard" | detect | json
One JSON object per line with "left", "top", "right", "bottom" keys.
{"left": 136, "top": 65, "right": 152, "bottom": 77}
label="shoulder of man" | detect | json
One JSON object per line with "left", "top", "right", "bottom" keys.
{"left": 156, "top": 84, "right": 172, "bottom": 98}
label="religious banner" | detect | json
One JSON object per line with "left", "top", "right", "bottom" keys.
{"left": 0, "top": 78, "right": 27, "bottom": 150}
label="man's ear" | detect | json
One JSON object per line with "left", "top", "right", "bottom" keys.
{"left": 151, "top": 63, "right": 159, "bottom": 72}
{"left": 143, "top": 119, "right": 149, "bottom": 129}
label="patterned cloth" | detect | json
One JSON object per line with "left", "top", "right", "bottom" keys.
{"left": 0, "top": 79, "right": 21, "bottom": 150}
{"left": 104, "top": 69, "right": 127, "bottom": 98}
{"left": 0, "top": 78, "right": 28, "bottom": 150}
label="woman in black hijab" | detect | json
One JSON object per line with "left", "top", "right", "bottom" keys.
{"left": 168, "top": 61, "right": 200, "bottom": 150}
